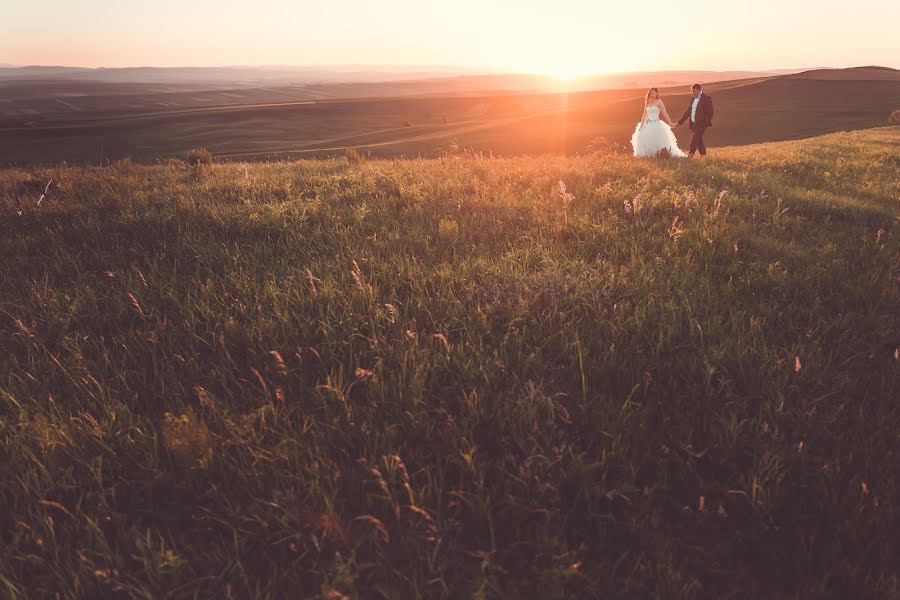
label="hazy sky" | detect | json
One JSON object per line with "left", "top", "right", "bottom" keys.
{"left": 3, "top": 0, "right": 897, "bottom": 75}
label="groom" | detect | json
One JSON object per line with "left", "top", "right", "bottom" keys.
{"left": 675, "top": 84, "right": 714, "bottom": 158}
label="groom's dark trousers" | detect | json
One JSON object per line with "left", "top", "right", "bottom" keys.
{"left": 677, "top": 94, "right": 714, "bottom": 156}
{"left": 689, "top": 126, "right": 707, "bottom": 157}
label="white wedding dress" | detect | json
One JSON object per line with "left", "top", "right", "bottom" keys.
{"left": 631, "top": 105, "right": 686, "bottom": 158}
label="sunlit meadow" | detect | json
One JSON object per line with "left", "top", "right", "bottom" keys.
{"left": 0, "top": 128, "right": 898, "bottom": 598}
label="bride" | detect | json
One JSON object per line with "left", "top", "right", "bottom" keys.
{"left": 631, "top": 88, "right": 686, "bottom": 158}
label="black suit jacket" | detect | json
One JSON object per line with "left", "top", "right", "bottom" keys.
{"left": 678, "top": 94, "right": 714, "bottom": 130}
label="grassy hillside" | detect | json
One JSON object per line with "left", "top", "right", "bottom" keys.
{"left": 3, "top": 74, "right": 899, "bottom": 165}
{"left": 0, "top": 128, "right": 898, "bottom": 599}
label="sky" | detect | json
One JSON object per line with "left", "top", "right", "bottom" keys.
{"left": 2, "top": 0, "right": 898, "bottom": 76}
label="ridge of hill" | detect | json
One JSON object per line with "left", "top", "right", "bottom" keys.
{"left": 784, "top": 66, "right": 900, "bottom": 80}
{"left": 0, "top": 65, "right": 801, "bottom": 87}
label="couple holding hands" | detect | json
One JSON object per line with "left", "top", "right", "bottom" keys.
{"left": 632, "top": 83, "right": 714, "bottom": 158}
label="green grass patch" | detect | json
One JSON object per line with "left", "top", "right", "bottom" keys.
{"left": 0, "top": 128, "right": 898, "bottom": 599}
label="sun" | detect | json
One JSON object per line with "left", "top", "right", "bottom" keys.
{"left": 488, "top": 25, "right": 620, "bottom": 82}
{"left": 527, "top": 65, "right": 599, "bottom": 88}
{"left": 545, "top": 67, "right": 594, "bottom": 82}
{"left": 505, "top": 57, "right": 603, "bottom": 82}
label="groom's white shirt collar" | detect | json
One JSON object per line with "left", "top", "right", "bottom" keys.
{"left": 691, "top": 93, "right": 702, "bottom": 121}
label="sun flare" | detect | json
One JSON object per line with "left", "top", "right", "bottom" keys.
{"left": 542, "top": 67, "right": 594, "bottom": 82}
{"left": 497, "top": 45, "right": 618, "bottom": 82}
{"left": 508, "top": 60, "right": 603, "bottom": 83}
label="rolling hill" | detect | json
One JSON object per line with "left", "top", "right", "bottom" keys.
{"left": 783, "top": 66, "right": 900, "bottom": 80}
{"left": 0, "top": 68, "right": 802, "bottom": 126}
{"left": 1, "top": 67, "right": 898, "bottom": 165}
{"left": 0, "top": 127, "right": 897, "bottom": 598}
{"left": 0, "top": 65, "right": 800, "bottom": 88}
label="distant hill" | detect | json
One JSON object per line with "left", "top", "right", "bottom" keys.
{"left": 0, "top": 65, "right": 487, "bottom": 85}
{"left": 0, "top": 64, "right": 804, "bottom": 92}
{"left": 0, "top": 65, "right": 94, "bottom": 78}
{"left": 784, "top": 66, "right": 900, "bottom": 81}
{"left": 570, "top": 69, "right": 802, "bottom": 91}
{"left": 2, "top": 67, "right": 898, "bottom": 164}
{"left": 0, "top": 68, "right": 810, "bottom": 127}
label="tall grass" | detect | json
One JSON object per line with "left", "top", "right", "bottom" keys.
{"left": 0, "top": 128, "right": 898, "bottom": 599}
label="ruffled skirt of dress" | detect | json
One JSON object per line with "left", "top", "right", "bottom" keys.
{"left": 631, "top": 120, "right": 687, "bottom": 158}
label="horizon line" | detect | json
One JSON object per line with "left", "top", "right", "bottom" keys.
{"left": 5, "top": 63, "right": 888, "bottom": 74}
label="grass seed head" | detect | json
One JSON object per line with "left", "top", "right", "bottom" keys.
{"left": 632, "top": 194, "right": 643, "bottom": 214}
{"left": 351, "top": 259, "right": 365, "bottom": 289}
{"left": 354, "top": 367, "right": 376, "bottom": 381}
{"left": 558, "top": 181, "right": 574, "bottom": 208}
{"left": 269, "top": 350, "right": 287, "bottom": 373}
{"left": 669, "top": 216, "right": 685, "bottom": 241}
